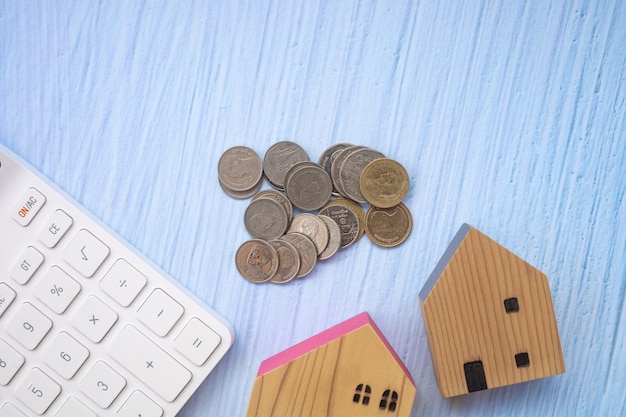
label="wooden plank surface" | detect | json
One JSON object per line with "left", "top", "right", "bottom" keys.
{"left": 1, "top": 1, "right": 625, "bottom": 415}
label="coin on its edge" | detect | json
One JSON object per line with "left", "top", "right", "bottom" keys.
{"left": 364, "top": 202, "right": 412, "bottom": 247}
{"left": 235, "top": 239, "right": 279, "bottom": 283}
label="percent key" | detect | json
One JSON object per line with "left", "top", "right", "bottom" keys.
{"left": 35, "top": 266, "right": 82, "bottom": 314}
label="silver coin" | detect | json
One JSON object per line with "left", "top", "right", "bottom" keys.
{"left": 263, "top": 141, "right": 309, "bottom": 190}
{"left": 244, "top": 198, "right": 289, "bottom": 240}
{"left": 330, "top": 145, "right": 365, "bottom": 197}
{"left": 317, "top": 214, "right": 341, "bottom": 260}
{"left": 287, "top": 213, "right": 329, "bottom": 255}
{"left": 235, "top": 239, "right": 279, "bottom": 283}
{"left": 252, "top": 189, "right": 293, "bottom": 222}
{"left": 318, "top": 202, "right": 361, "bottom": 249}
{"left": 284, "top": 164, "right": 333, "bottom": 211}
{"left": 283, "top": 161, "right": 320, "bottom": 186}
{"left": 219, "top": 177, "right": 262, "bottom": 199}
{"left": 318, "top": 143, "right": 353, "bottom": 178}
{"left": 283, "top": 161, "right": 321, "bottom": 202}
{"left": 339, "top": 147, "right": 385, "bottom": 203}
{"left": 218, "top": 146, "right": 263, "bottom": 192}
{"left": 319, "top": 143, "right": 352, "bottom": 197}
{"left": 280, "top": 232, "right": 317, "bottom": 278}
{"left": 269, "top": 239, "right": 301, "bottom": 284}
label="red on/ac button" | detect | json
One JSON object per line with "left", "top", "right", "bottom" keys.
{"left": 11, "top": 187, "right": 46, "bottom": 226}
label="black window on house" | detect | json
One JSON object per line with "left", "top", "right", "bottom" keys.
{"left": 353, "top": 384, "right": 371, "bottom": 405}
{"left": 379, "top": 389, "right": 399, "bottom": 412}
{"left": 515, "top": 352, "right": 530, "bottom": 368}
{"left": 504, "top": 297, "right": 519, "bottom": 313}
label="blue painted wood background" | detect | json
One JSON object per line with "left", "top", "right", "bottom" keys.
{"left": 1, "top": 1, "right": 624, "bottom": 416}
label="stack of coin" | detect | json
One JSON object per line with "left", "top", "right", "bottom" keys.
{"left": 318, "top": 198, "right": 364, "bottom": 249}
{"left": 222, "top": 141, "right": 413, "bottom": 284}
{"left": 319, "top": 144, "right": 412, "bottom": 248}
{"left": 218, "top": 146, "right": 264, "bottom": 198}
{"left": 239, "top": 208, "right": 342, "bottom": 283}
{"left": 359, "top": 157, "right": 412, "bottom": 247}
{"left": 262, "top": 141, "right": 310, "bottom": 190}
{"left": 284, "top": 162, "right": 333, "bottom": 211}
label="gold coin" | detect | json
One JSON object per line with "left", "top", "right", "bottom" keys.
{"left": 319, "top": 198, "right": 365, "bottom": 246}
{"left": 360, "top": 158, "right": 409, "bottom": 208}
{"left": 364, "top": 203, "right": 412, "bottom": 247}
{"left": 335, "top": 198, "right": 366, "bottom": 239}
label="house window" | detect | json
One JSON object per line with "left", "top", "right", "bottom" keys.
{"left": 353, "top": 384, "right": 371, "bottom": 405}
{"left": 379, "top": 389, "right": 398, "bottom": 412}
{"left": 515, "top": 352, "right": 530, "bottom": 368}
{"left": 504, "top": 297, "right": 519, "bottom": 313}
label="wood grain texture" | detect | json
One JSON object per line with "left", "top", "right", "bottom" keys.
{"left": 420, "top": 224, "right": 565, "bottom": 397}
{"left": 0, "top": 0, "right": 625, "bottom": 415}
{"left": 246, "top": 323, "right": 415, "bottom": 417}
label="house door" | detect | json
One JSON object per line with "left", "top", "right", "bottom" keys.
{"left": 464, "top": 360, "right": 488, "bottom": 392}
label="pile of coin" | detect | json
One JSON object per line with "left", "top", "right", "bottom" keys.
{"left": 218, "top": 141, "right": 412, "bottom": 284}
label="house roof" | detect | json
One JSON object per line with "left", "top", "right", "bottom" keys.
{"left": 256, "top": 311, "right": 415, "bottom": 386}
{"left": 419, "top": 223, "right": 471, "bottom": 302}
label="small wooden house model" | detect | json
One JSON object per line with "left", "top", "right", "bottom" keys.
{"left": 246, "top": 312, "right": 416, "bottom": 417}
{"left": 419, "top": 224, "right": 565, "bottom": 397}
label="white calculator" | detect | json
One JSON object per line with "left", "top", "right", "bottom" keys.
{"left": 0, "top": 145, "right": 234, "bottom": 416}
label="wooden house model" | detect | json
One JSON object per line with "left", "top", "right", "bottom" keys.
{"left": 246, "top": 312, "right": 416, "bottom": 417}
{"left": 419, "top": 224, "right": 565, "bottom": 397}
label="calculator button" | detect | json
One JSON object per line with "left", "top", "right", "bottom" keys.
{"left": 0, "top": 282, "right": 17, "bottom": 318}
{"left": 54, "top": 397, "right": 98, "bottom": 417}
{"left": 174, "top": 318, "right": 221, "bottom": 366}
{"left": 9, "top": 246, "right": 45, "bottom": 285}
{"left": 11, "top": 187, "right": 46, "bottom": 226}
{"left": 100, "top": 259, "right": 147, "bottom": 307}
{"left": 72, "top": 296, "right": 118, "bottom": 343}
{"left": 7, "top": 303, "right": 53, "bottom": 350}
{"left": 0, "top": 339, "right": 25, "bottom": 385}
{"left": 63, "top": 229, "right": 110, "bottom": 278}
{"left": 137, "top": 289, "right": 184, "bottom": 337}
{"left": 38, "top": 209, "right": 73, "bottom": 248}
{"left": 35, "top": 267, "right": 81, "bottom": 314}
{"left": 110, "top": 325, "right": 191, "bottom": 402}
{"left": 43, "top": 332, "right": 90, "bottom": 380}
{"left": 117, "top": 390, "right": 163, "bottom": 417}
{"left": 0, "top": 403, "right": 27, "bottom": 417}
{"left": 81, "top": 361, "right": 127, "bottom": 408}
{"left": 15, "top": 367, "right": 61, "bottom": 415}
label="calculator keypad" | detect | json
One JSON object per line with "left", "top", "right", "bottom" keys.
{"left": 1, "top": 145, "right": 233, "bottom": 417}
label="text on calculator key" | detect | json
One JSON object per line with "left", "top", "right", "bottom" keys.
{"left": 63, "top": 229, "right": 110, "bottom": 278}
{"left": 110, "top": 325, "right": 192, "bottom": 402}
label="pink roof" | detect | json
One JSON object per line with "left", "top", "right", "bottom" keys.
{"left": 257, "top": 312, "right": 415, "bottom": 386}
